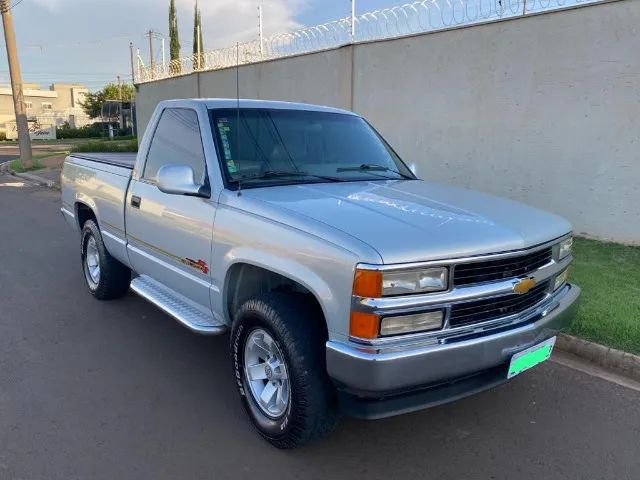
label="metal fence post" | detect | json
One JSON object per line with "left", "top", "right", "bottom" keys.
{"left": 258, "top": 5, "right": 264, "bottom": 58}
{"left": 350, "top": 0, "right": 356, "bottom": 41}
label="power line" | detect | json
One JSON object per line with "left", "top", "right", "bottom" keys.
{"left": 1, "top": 0, "right": 25, "bottom": 13}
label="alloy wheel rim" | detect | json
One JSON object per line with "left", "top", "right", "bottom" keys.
{"left": 84, "top": 236, "right": 100, "bottom": 285}
{"left": 243, "top": 328, "right": 290, "bottom": 418}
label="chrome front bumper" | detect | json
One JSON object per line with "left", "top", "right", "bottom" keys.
{"left": 326, "top": 283, "right": 581, "bottom": 398}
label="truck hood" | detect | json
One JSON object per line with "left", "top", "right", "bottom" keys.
{"left": 241, "top": 180, "right": 572, "bottom": 264}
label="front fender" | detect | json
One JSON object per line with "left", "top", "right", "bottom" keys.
{"left": 222, "top": 247, "right": 335, "bottom": 322}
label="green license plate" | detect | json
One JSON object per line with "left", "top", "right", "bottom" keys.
{"left": 507, "top": 336, "right": 556, "bottom": 379}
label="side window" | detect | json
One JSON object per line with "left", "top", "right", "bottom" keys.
{"left": 143, "top": 108, "right": 206, "bottom": 183}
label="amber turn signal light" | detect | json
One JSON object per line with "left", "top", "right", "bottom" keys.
{"left": 349, "top": 311, "right": 380, "bottom": 339}
{"left": 353, "top": 269, "right": 382, "bottom": 298}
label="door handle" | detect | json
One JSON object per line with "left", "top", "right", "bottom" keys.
{"left": 131, "top": 195, "right": 141, "bottom": 208}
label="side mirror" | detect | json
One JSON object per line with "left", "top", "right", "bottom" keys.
{"left": 157, "top": 164, "right": 209, "bottom": 197}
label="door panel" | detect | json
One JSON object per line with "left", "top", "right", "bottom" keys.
{"left": 126, "top": 180, "right": 215, "bottom": 309}
{"left": 125, "top": 106, "right": 215, "bottom": 310}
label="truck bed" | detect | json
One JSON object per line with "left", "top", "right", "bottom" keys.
{"left": 69, "top": 152, "right": 137, "bottom": 169}
{"left": 62, "top": 152, "right": 136, "bottom": 264}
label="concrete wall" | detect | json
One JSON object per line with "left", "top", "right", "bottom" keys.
{"left": 136, "top": 47, "right": 353, "bottom": 136}
{"left": 136, "top": 74, "right": 200, "bottom": 139}
{"left": 135, "top": 0, "right": 640, "bottom": 243}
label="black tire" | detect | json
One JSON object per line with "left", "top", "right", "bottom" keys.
{"left": 231, "top": 292, "right": 338, "bottom": 449}
{"left": 80, "top": 219, "right": 131, "bottom": 300}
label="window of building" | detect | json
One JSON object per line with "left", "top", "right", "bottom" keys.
{"left": 42, "top": 102, "right": 53, "bottom": 110}
{"left": 25, "top": 101, "right": 32, "bottom": 109}
{"left": 143, "top": 108, "right": 206, "bottom": 184}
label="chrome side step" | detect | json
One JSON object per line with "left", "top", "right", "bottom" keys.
{"left": 130, "top": 275, "right": 227, "bottom": 335}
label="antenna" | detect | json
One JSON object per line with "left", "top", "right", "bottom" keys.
{"left": 236, "top": 42, "right": 242, "bottom": 196}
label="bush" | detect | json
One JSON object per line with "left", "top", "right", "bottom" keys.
{"left": 0, "top": 131, "right": 6, "bottom": 141}
{"left": 71, "top": 139, "right": 138, "bottom": 153}
{"left": 57, "top": 122, "right": 133, "bottom": 139}
{"left": 57, "top": 122, "right": 104, "bottom": 139}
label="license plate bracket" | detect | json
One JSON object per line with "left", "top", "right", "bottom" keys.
{"left": 508, "top": 336, "right": 556, "bottom": 379}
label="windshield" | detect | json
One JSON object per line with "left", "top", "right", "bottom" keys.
{"left": 208, "top": 108, "right": 416, "bottom": 187}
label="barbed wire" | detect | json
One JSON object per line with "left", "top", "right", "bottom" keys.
{"left": 135, "top": 0, "right": 599, "bottom": 84}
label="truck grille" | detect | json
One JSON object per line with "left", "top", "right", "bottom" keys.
{"left": 453, "top": 247, "right": 553, "bottom": 286}
{"left": 449, "top": 280, "right": 550, "bottom": 328}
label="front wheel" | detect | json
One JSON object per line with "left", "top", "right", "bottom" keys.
{"left": 231, "top": 292, "right": 338, "bottom": 449}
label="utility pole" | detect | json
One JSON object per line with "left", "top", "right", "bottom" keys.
{"left": 146, "top": 29, "right": 155, "bottom": 79}
{"left": 1, "top": 0, "right": 32, "bottom": 168}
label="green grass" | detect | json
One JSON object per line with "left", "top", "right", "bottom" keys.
{"left": 9, "top": 159, "right": 43, "bottom": 173}
{"left": 9, "top": 150, "right": 69, "bottom": 172}
{"left": 568, "top": 237, "right": 640, "bottom": 355}
{"left": 71, "top": 138, "right": 138, "bottom": 153}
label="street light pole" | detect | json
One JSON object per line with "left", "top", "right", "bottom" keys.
{"left": 1, "top": 0, "right": 32, "bottom": 168}
{"left": 129, "top": 42, "right": 136, "bottom": 84}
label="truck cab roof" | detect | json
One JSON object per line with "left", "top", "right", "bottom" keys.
{"left": 157, "top": 98, "right": 357, "bottom": 116}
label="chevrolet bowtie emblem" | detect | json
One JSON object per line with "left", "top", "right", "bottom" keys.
{"left": 513, "top": 277, "right": 536, "bottom": 295}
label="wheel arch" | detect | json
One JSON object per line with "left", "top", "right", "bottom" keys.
{"left": 74, "top": 196, "right": 98, "bottom": 230}
{"left": 75, "top": 202, "right": 96, "bottom": 230}
{"left": 223, "top": 258, "right": 330, "bottom": 335}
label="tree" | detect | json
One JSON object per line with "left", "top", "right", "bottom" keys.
{"left": 192, "top": 0, "right": 204, "bottom": 70}
{"left": 169, "top": 0, "right": 181, "bottom": 73}
{"left": 80, "top": 83, "right": 135, "bottom": 119}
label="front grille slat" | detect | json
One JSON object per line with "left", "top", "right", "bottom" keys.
{"left": 449, "top": 281, "right": 550, "bottom": 327}
{"left": 453, "top": 247, "right": 552, "bottom": 286}
{"left": 454, "top": 257, "right": 551, "bottom": 276}
{"left": 450, "top": 291, "right": 544, "bottom": 315}
{"left": 453, "top": 255, "right": 551, "bottom": 278}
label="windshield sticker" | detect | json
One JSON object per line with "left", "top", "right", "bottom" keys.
{"left": 226, "top": 159, "right": 238, "bottom": 173}
{"left": 217, "top": 118, "right": 233, "bottom": 160}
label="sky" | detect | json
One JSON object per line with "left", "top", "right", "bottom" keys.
{"left": 0, "top": 0, "right": 405, "bottom": 91}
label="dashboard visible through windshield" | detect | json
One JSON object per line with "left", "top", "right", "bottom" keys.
{"left": 208, "top": 108, "right": 415, "bottom": 188}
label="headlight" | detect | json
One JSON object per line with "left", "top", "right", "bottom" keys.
{"left": 554, "top": 268, "right": 569, "bottom": 290}
{"left": 380, "top": 310, "right": 444, "bottom": 336}
{"left": 382, "top": 268, "right": 448, "bottom": 295}
{"left": 558, "top": 236, "right": 573, "bottom": 260}
{"left": 353, "top": 267, "right": 448, "bottom": 297}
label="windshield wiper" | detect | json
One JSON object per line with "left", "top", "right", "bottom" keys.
{"left": 233, "top": 170, "right": 346, "bottom": 184}
{"left": 336, "top": 163, "right": 413, "bottom": 179}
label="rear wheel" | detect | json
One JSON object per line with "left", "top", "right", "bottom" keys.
{"left": 81, "top": 219, "right": 130, "bottom": 300}
{"left": 231, "top": 292, "right": 338, "bottom": 449}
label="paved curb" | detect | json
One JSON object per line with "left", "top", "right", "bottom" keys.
{"left": 0, "top": 159, "right": 12, "bottom": 173}
{"left": 12, "top": 171, "right": 58, "bottom": 188}
{"left": 556, "top": 333, "right": 640, "bottom": 382}
{"left": 1, "top": 159, "right": 60, "bottom": 189}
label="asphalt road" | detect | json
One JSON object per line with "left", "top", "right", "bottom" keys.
{"left": 1, "top": 176, "right": 639, "bottom": 480}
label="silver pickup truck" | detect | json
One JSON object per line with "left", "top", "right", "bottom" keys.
{"left": 61, "top": 99, "right": 580, "bottom": 448}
